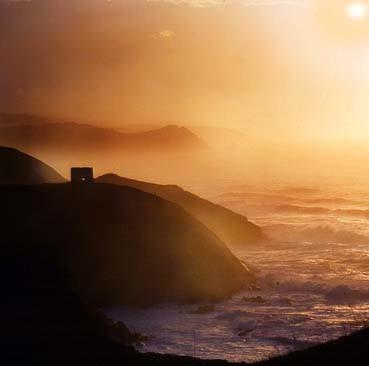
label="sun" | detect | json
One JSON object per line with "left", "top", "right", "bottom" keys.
{"left": 346, "top": 2, "right": 369, "bottom": 20}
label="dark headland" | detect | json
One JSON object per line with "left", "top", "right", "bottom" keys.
{"left": 1, "top": 183, "right": 252, "bottom": 306}
{"left": 0, "top": 146, "right": 66, "bottom": 184}
{"left": 1, "top": 146, "right": 368, "bottom": 366}
{"left": 97, "top": 174, "right": 262, "bottom": 246}
{"left": 2, "top": 238, "right": 369, "bottom": 366}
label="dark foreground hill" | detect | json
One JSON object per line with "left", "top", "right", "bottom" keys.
{"left": 2, "top": 218, "right": 369, "bottom": 366}
{"left": 1, "top": 248, "right": 235, "bottom": 366}
{"left": 97, "top": 174, "right": 262, "bottom": 246}
{"left": 0, "top": 183, "right": 251, "bottom": 306}
{"left": 0, "top": 146, "right": 65, "bottom": 184}
{"left": 258, "top": 326, "right": 369, "bottom": 366}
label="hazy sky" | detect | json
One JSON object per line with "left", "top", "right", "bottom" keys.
{"left": 1, "top": 0, "right": 369, "bottom": 139}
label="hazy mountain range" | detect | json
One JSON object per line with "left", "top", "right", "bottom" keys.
{"left": 0, "top": 114, "right": 207, "bottom": 154}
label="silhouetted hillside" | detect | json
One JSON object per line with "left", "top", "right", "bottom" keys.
{"left": 97, "top": 174, "right": 263, "bottom": 246}
{"left": 0, "top": 116, "right": 207, "bottom": 153}
{"left": 0, "top": 183, "right": 251, "bottom": 306}
{"left": 0, "top": 113, "right": 62, "bottom": 126}
{"left": 0, "top": 146, "right": 65, "bottom": 184}
{"left": 2, "top": 226, "right": 369, "bottom": 366}
{"left": 259, "top": 326, "right": 369, "bottom": 366}
{"left": 0, "top": 246, "right": 235, "bottom": 366}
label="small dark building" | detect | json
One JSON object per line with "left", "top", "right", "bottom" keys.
{"left": 71, "top": 167, "right": 94, "bottom": 183}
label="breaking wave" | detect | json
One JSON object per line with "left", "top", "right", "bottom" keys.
{"left": 107, "top": 185, "right": 369, "bottom": 363}
{"left": 264, "top": 224, "right": 369, "bottom": 244}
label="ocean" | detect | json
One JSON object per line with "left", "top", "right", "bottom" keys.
{"left": 106, "top": 184, "right": 369, "bottom": 362}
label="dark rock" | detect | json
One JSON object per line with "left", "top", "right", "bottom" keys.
{"left": 237, "top": 329, "right": 254, "bottom": 337}
{"left": 242, "top": 296, "right": 266, "bottom": 304}
{"left": 189, "top": 305, "right": 216, "bottom": 314}
{"left": 279, "top": 297, "right": 294, "bottom": 306}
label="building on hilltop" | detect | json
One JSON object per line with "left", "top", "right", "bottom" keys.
{"left": 71, "top": 167, "right": 94, "bottom": 183}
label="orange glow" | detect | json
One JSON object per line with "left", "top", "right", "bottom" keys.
{"left": 2, "top": 1, "right": 369, "bottom": 186}
{"left": 346, "top": 2, "right": 369, "bottom": 19}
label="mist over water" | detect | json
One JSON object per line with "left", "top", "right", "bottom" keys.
{"left": 3, "top": 0, "right": 369, "bottom": 362}
{"left": 107, "top": 183, "right": 369, "bottom": 362}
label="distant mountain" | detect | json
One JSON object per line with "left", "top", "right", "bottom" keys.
{"left": 1, "top": 183, "right": 252, "bottom": 306}
{"left": 0, "top": 146, "right": 66, "bottom": 184}
{"left": 272, "top": 187, "right": 322, "bottom": 196}
{"left": 96, "top": 174, "right": 263, "bottom": 246}
{"left": 0, "top": 115, "right": 207, "bottom": 153}
{"left": 0, "top": 113, "right": 63, "bottom": 126}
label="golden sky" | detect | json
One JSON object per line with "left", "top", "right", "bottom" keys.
{"left": 1, "top": 0, "right": 369, "bottom": 140}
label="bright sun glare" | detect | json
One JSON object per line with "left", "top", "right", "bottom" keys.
{"left": 346, "top": 2, "right": 369, "bottom": 20}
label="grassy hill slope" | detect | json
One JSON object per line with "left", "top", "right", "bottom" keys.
{"left": 97, "top": 174, "right": 262, "bottom": 246}
{"left": 0, "top": 183, "right": 251, "bottom": 306}
{"left": 0, "top": 146, "right": 65, "bottom": 184}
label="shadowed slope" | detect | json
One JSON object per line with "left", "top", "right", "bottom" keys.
{"left": 0, "top": 146, "right": 65, "bottom": 184}
{"left": 258, "top": 326, "right": 369, "bottom": 366}
{"left": 0, "top": 183, "right": 251, "bottom": 306}
{"left": 2, "top": 241, "right": 369, "bottom": 366}
{"left": 0, "top": 247, "right": 237, "bottom": 366}
{"left": 97, "top": 174, "right": 263, "bottom": 246}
